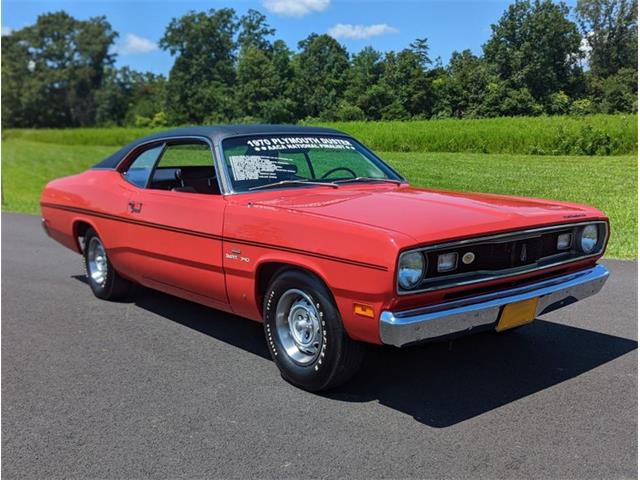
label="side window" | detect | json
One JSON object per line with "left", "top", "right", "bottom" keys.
{"left": 156, "top": 143, "right": 212, "bottom": 167}
{"left": 150, "top": 142, "right": 219, "bottom": 194}
{"left": 123, "top": 145, "right": 164, "bottom": 188}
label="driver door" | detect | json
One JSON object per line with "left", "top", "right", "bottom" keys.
{"left": 122, "top": 140, "right": 228, "bottom": 308}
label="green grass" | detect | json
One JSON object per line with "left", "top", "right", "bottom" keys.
{"left": 2, "top": 140, "right": 116, "bottom": 214}
{"left": 319, "top": 114, "right": 637, "bottom": 155}
{"left": 4, "top": 114, "right": 637, "bottom": 155}
{"left": 2, "top": 137, "right": 636, "bottom": 258}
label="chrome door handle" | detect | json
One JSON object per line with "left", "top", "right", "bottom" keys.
{"left": 128, "top": 201, "right": 143, "bottom": 213}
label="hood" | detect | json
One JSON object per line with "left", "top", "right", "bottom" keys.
{"left": 249, "top": 185, "right": 605, "bottom": 246}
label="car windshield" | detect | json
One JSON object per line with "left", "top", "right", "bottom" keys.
{"left": 221, "top": 134, "right": 402, "bottom": 192}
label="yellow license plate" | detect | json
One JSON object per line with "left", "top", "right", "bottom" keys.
{"left": 496, "top": 297, "right": 539, "bottom": 332}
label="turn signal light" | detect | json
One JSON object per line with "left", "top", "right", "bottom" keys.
{"left": 354, "top": 303, "right": 375, "bottom": 318}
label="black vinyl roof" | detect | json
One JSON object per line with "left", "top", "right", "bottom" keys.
{"left": 92, "top": 124, "right": 347, "bottom": 169}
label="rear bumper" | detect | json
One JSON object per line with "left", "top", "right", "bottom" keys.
{"left": 379, "top": 264, "right": 609, "bottom": 347}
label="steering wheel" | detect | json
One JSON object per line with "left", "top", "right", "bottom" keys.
{"left": 320, "top": 167, "right": 357, "bottom": 179}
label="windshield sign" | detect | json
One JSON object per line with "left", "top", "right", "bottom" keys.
{"left": 222, "top": 135, "right": 401, "bottom": 192}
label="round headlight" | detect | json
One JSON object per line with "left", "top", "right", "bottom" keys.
{"left": 398, "top": 252, "right": 425, "bottom": 290}
{"left": 580, "top": 224, "right": 599, "bottom": 253}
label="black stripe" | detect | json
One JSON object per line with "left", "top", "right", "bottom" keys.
{"left": 41, "top": 202, "right": 388, "bottom": 272}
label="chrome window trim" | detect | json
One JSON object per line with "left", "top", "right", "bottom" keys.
{"left": 116, "top": 135, "right": 230, "bottom": 195}
{"left": 396, "top": 221, "right": 609, "bottom": 295}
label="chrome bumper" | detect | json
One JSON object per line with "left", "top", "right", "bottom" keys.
{"left": 380, "top": 264, "right": 609, "bottom": 347}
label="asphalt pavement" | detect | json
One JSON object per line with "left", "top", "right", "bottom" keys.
{"left": 2, "top": 212, "right": 637, "bottom": 479}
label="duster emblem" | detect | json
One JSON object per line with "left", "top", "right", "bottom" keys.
{"left": 462, "top": 252, "right": 475, "bottom": 264}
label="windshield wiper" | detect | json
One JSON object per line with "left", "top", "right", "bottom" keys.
{"left": 249, "top": 179, "right": 339, "bottom": 191}
{"left": 334, "top": 177, "right": 404, "bottom": 185}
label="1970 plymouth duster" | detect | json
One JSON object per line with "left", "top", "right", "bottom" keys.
{"left": 41, "top": 125, "right": 610, "bottom": 391}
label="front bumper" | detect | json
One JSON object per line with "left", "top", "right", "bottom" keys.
{"left": 380, "top": 264, "right": 609, "bottom": 347}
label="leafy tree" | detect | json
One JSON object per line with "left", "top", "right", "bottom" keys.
{"left": 484, "top": 0, "right": 583, "bottom": 101}
{"left": 290, "top": 34, "right": 350, "bottom": 118}
{"left": 576, "top": 0, "right": 638, "bottom": 78}
{"left": 235, "top": 10, "right": 293, "bottom": 121}
{"left": 238, "top": 9, "right": 275, "bottom": 52}
{"left": 477, "top": 81, "right": 543, "bottom": 117}
{"left": 126, "top": 72, "right": 167, "bottom": 124}
{"left": 600, "top": 67, "right": 638, "bottom": 112}
{"left": 236, "top": 47, "right": 279, "bottom": 118}
{"left": 446, "top": 50, "right": 496, "bottom": 117}
{"left": 160, "top": 8, "right": 239, "bottom": 123}
{"left": 381, "top": 39, "right": 433, "bottom": 118}
{"left": 95, "top": 68, "right": 166, "bottom": 126}
{"left": 2, "top": 11, "right": 116, "bottom": 127}
{"left": 344, "top": 47, "right": 384, "bottom": 103}
{"left": 95, "top": 67, "right": 135, "bottom": 126}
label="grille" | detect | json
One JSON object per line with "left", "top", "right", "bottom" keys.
{"left": 399, "top": 221, "right": 608, "bottom": 294}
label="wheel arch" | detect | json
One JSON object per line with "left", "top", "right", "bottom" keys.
{"left": 255, "top": 260, "right": 334, "bottom": 312}
{"left": 72, "top": 218, "right": 99, "bottom": 253}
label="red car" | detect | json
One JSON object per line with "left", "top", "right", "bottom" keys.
{"left": 41, "top": 125, "right": 610, "bottom": 391}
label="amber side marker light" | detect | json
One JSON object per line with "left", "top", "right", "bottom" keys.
{"left": 354, "top": 303, "right": 375, "bottom": 318}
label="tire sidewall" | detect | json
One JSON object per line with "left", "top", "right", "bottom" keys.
{"left": 264, "top": 270, "right": 346, "bottom": 391}
{"left": 83, "top": 228, "right": 115, "bottom": 300}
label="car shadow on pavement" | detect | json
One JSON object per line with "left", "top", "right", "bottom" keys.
{"left": 328, "top": 321, "right": 637, "bottom": 428}
{"left": 73, "top": 276, "right": 637, "bottom": 429}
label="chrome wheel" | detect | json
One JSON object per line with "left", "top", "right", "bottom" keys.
{"left": 87, "top": 236, "right": 108, "bottom": 287}
{"left": 275, "top": 289, "right": 322, "bottom": 365}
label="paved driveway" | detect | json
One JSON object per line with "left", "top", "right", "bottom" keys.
{"left": 2, "top": 212, "right": 637, "bottom": 479}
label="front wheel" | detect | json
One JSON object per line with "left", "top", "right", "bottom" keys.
{"left": 263, "top": 269, "right": 364, "bottom": 392}
{"left": 83, "top": 228, "right": 132, "bottom": 300}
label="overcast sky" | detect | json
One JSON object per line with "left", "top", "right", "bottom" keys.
{"left": 2, "top": 0, "right": 578, "bottom": 75}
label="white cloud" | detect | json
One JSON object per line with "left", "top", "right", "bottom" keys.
{"left": 262, "top": 0, "right": 330, "bottom": 17}
{"left": 116, "top": 33, "right": 158, "bottom": 55}
{"left": 328, "top": 23, "right": 398, "bottom": 40}
{"left": 2, "top": 26, "right": 14, "bottom": 36}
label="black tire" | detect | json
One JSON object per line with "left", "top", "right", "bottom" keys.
{"left": 83, "top": 228, "right": 132, "bottom": 300}
{"left": 263, "top": 269, "right": 364, "bottom": 392}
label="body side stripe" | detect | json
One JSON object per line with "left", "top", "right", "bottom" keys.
{"left": 41, "top": 202, "right": 389, "bottom": 272}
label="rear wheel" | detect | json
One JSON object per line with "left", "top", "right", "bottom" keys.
{"left": 83, "top": 228, "right": 132, "bottom": 300}
{"left": 263, "top": 269, "right": 364, "bottom": 392}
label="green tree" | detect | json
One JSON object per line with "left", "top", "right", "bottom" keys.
{"left": 238, "top": 9, "right": 275, "bottom": 52}
{"left": 236, "top": 47, "right": 279, "bottom": 119}
{"left": 95, "top": 67, "right": 134, "bottom": 126}
{"left": 600, "top": 67, "right": 638, "bottom": 112}
{"left": 484, "top": 0, "right": 583, "bottom": 102}
{"left": 343, "top": 46, "right": 386, "bottom": 117}
{"left": 160, "top": 8, "right": 239, "bottom": 124}
{"left": 95, "top": 68, "right": 166, "bottom": 126}
{"left": 345, "top": 47, "right": 383, "bottom": 101}
{"left": 290, "top": 34, "right": 350, "bottom": 118}
{"left": 446, "top": 49, "right": 495, "bottom": 117}
{"left": 1, "top": 11, "right": 116, "bottom": 127}
{"left": 381, "top": 39, "right": 433, "bottom": 118}
{"left": 576, "top": 0, "right": 638, "bottom": 78}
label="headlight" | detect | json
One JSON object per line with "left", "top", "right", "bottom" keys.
{"left": 579, "top": 224, "right": 599, "bottom": 253}
{"left": 398, "top": 252, "right": 425, "bottom": 290}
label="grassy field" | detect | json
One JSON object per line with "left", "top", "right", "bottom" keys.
{"left": 2, "top": 136, "right": 636, "bottom": 258}
{"left": 321, "top": 114, "right": 637, "bottom": 155}
{"left": 4, "top": 114, "right": 637, "bottom": 155}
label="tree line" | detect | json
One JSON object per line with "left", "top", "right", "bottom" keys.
{"left": 2, "top": 0, "right": 637, "bottom": 128}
